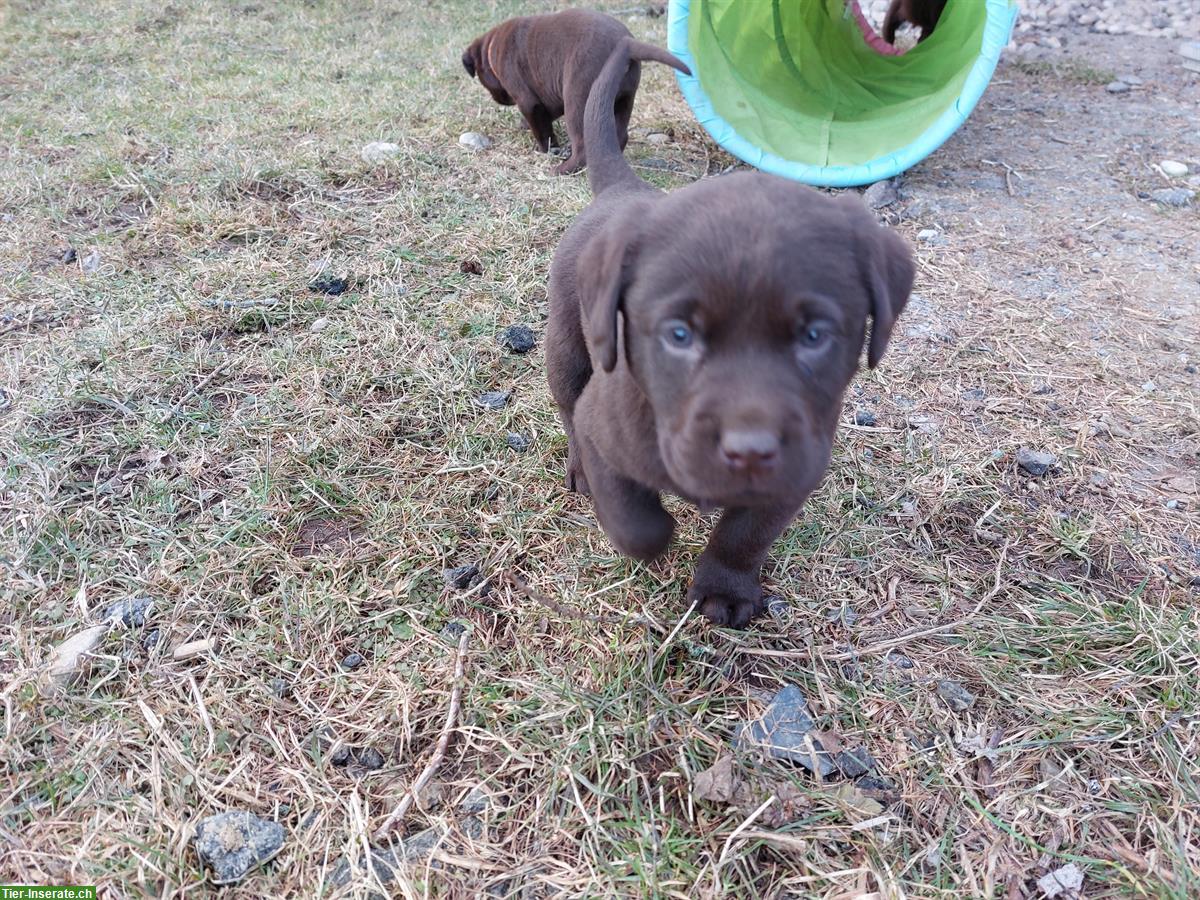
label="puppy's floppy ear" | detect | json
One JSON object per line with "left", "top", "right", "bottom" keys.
{"left": 846, "top": 201, "right": 914, "bottom": 368}
{"left": 863, "top": 226, "right": 914, "bottom": 368}
{"left": 577, "top": 220, "right": 640, "bottom": 373}
{"left": 462, "top": 39, "right": 479, "bottom": 77}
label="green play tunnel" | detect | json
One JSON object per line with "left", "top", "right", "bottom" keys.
{"left": 667, "top": 0, "right": 1018, "bottom": 186}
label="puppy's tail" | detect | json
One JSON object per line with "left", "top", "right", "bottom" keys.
{"left": 585, "top": 38, "right": 691, "bottom": 197}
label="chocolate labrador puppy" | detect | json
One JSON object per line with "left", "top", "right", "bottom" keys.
{"left": 462, "top": 10, "right": 665, "bottom": 175}
{"left": 883, "top": 0, "right": 949, "bottom": 44}
{"left": 546, "top": 40, "right": 914, "bottom": 627}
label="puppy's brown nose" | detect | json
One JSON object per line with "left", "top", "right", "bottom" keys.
{"left": 720, "top": 429, "right": 780, "bottom": 473}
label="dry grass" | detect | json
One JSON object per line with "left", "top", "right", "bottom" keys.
{"left": 1, "top": 0, "right": 1198, "bottom": 897}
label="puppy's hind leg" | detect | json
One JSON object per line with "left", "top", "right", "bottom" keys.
{"left": 615, "top": 61, "right": 640, "bottom": 152}
{"left": 554, "top": 78, "right": 588, "bottom": 175}
{"left": 545, "top": 297, "right": 592, "bottom": 495}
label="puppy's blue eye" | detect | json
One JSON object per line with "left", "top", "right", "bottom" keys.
{"left": 800, "top": 325, "right": 825, "bottom": 347}
{"left": 666, "top": 322, "right": 694, "bottom": 348}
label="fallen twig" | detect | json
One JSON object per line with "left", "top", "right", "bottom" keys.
{"left": 374, "top": 628, "right": 471, "bottom": 841}
{"left": 504, "top": 572, "right": 654, "bottom": 631}
{"left": 160, "top": 359, "right": 231, "bottom": 423}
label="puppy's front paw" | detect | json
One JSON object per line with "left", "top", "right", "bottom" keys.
{"left": 688, "top": 566, "right": 766, "bottom": 629}
{"left": 554, "top": 156, "right": 584, "bottom": 176}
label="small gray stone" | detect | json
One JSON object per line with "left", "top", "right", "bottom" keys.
{"left": 328, "top": 846, "right": 401, "bottom": 889}
{"left": 1016, "top": 448, "right": 1056, "bottom": 477}
{"left": 269, "top": 677, "right": 291, "bottom": 698}
{"left": 825, "top": 606, "right": 859, "bottom": 627}
{"left": 443, "top": 564, "right": 480, "bottom": 590}
{"left": 506, "top": 432, "right": 531, "bottom": 453}
{"left": 331, "top": 745, "right": 385, "bottom": 772}
{"left": 461, "top": 815, "right": 485, "bottom": 841}
{"left": 499, "top": 324, "right": 535, "bottom": 354}
{"left": 765, "top": 595, "right": 790, "bottom": 620}
{"left": 735, "top": 685, "right": 874, "bottom": 778}
{"left": 360, "top": 141, "right": 403, "bottom": 165}
{"left": 862, "top": 179, "right": 899, "bottom": 209}
{"left": 309, "top": 317, "right": 331, "bottom": 334}
{"left": 340, "top": 652, "right": 365, "bottom": 671}
{"left": 103, "top": 596, "right": 153, "bottom": 628}
{"left": 1148, "top": 187, "right": 1194, "bottom": 208}
{"left": 441, "top": 621, "right": 468, "bottom": 641}
{"left": 645, "top": 132, "right": 670, "bottom": 145}
{"left": 475, "top": 390, "right": 510, "bottom": 411}
{"left": 853, "top": 409, "right": 877, "bottom": 427}
{"left": 1160, "top": 160, "right": 1188, "bottom": 178}
{"left": 886, "top": 651, "right": 915, "bottom": 669}
{"left": 194, "top": 810, "right": 285, "bottom": 885}
{"left": 459, "top": 786, "right": 491, "bottom": 815}
{"left": 361, "top": 141, "right": 401, "bottom": 164}
{"left": 459, "top": 131, "right": 492, "bottom": 152}
{"left": 1104, "top": 80, "right": 1130, "bottom": 94}
{"left": 1037, "top": 862, "right": 1084, "bottom": 898}
{"left": 936, "top": 679, "right": 976, "bottom": 713}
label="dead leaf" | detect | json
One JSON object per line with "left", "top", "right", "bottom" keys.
{"left": 45, "top": 623, "right": 109, "bottom": 684}
{"left": 291, "top": 517, "right": 362, "bottom": 557}
{"left": 831, "top": 783, "right": 884, "bottom": 822}
{"left": 1036, "top": 862, "right": 1083, "bottom": 898}
{"left": 693, "top": 755, "right": 739, "bottom": 803}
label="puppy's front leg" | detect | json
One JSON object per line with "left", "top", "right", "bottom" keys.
{"left": 578, "top": 436, "right": 675, "bottom": 562}
{"left": 688, "top": 504, "right": 797, "bottom": 628}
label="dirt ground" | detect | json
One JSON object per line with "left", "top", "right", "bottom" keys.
{"left": 0, "top": 1, "right": 1197, "bottom": 897}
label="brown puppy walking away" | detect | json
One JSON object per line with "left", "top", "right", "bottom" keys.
{"left": 883, "top": 0, "right": 949, "bottom": 44}
{"left": 462, "top": 10, "right": 678, "bottom": 175}
{"left": 546, "top": 40, "right": 915, "bottom": 627}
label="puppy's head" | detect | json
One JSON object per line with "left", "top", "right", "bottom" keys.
{"left": 578, "top": 174, "right": 913, "bottom": 507}
{"left": 462, "top": 31, "right": 514, "bottom": 106}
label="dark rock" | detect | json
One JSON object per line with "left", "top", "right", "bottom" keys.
{"left": 853, "top": 409, "right": 877, "bottom": 427}
{"left": 331, "top": 745, "right": 385, "bottom": 772}
{"left": 443, "top": 564, "right": 480, "bottom": 591}
{"left": 506, "top": 432, "right": 531, "bottom": 453}
{"left": 735, "top": 685, "right": 874, "bottom": 778}
{"left": 269, "top": 677, "right": 291, "bottom": 698}
{"left": 765, "top": 595, "right": 790, "bottom": 620}
{"left": 1016, "top": 447, "right": 1057, "bottom": 477}
{"left": 103, "top": 596, "right": 153, "bottom": 628}
{"left": 862, "top": 180, "right": 899, "bottom": 209}
{"left": 460, "top": 258, "right": 483, "bottom": 275}
{"left": 194, "top": 810, "right": 285, "bottom": 885}
{"left": 61, "top": 247, "right": 78, "bottom": 265}
{"left": 329, "top": 828, "right": 446, "bottom": 886}
{"left": 141, "top": 628, "right": 161, "bottom": 651}
{"left": 936, "top": 678, "right": 976, "bottom": 712}
{"left": 475, "top": 390, "right": 510, "bottom": 411}
{"left": 856, "top": 775, "right": 900, "bottom": 805}
{"left": 441, "top": 621, "right": 468, "bottom": 641}
{"left": 1148, "top": 187, "right": 1194, "bottom": 208}
{"left": 962, "top": 387, "right": 986, "bottom": 401}
{"left": 885, "top": 651, "right": 915, "bottom": 669}
{"left": 499, "top": 324, "right": 535, "bottom": 354}
{"left": 1186, "top": 365, "right": 1197, "bottom": 374}
{"left": 309, "top": 273, "right": 350, "bottom": 295}
{"left": 340, "top": 652, "right": 365, "bottom": 671}
{"left": 458, "top": 786, "right": 490, "bottom": 815}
